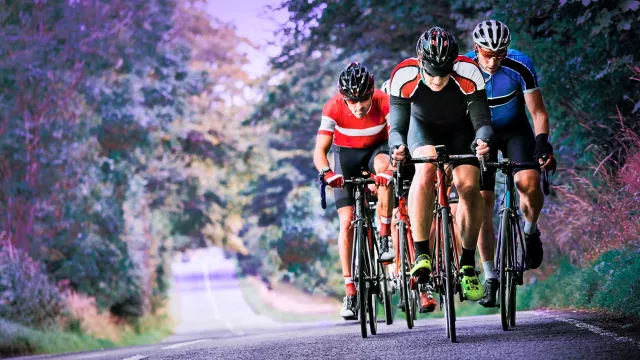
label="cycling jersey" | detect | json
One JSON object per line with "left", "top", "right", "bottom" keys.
{"left": 318, "top": 89, "right": 389, "bottom": 148}
{"left": 464, "top": 49, "right": 539, "bottom": 131}
{"left": 464, "top": 49, "right": 541, "bottom": 191}
{"left": 388, "top": 56, "right": 492, "bottom": 159}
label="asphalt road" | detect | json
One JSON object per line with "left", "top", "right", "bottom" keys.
{"left": 14, "top": 248, "right": 640, "bottom": 360}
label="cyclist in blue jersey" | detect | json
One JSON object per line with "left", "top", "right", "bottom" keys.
{"left": 464, "top": 20, "right": 557, "bottom": 307}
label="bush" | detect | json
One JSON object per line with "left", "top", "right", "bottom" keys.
{"left": 0, "top": 245, "right": 66, "bottom": 330}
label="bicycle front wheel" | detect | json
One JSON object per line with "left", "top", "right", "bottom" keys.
{"left": 356, "top": 222, "right": 368, "bottom": 338}
{"left": 399, "top": 221, "right": 414, "bottom": 329}
{"left": 381, "top": 262, "right": 393, "bottom": 325}
{"left": 499, "top": 208, "right": 513, "bottom": 331}
{"left": 441, "top": 207, "right": 456, "bottom": 342}
{"left": 368, "top": 226, "right": 378, "bottom": 335}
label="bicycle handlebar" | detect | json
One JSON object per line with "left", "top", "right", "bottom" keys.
{"left": 484, "top": 160, "right": 552, "bottom": 196}
{"left": 319, "top": 176, "right": 376, "bottom": 209}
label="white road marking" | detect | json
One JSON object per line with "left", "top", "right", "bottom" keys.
{"left": 121, "top": 355, "right": 147, "bottom": 360}
{"left": 162, "top": 339, "right": 208, "bottom": 350}
{"left": 554, "top": 317, "right": 640, "bottom": 349}
{"left": 201, "top": 263, "right": 246, "bottom": 336}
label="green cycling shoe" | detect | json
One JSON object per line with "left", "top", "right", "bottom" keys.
{"left": 460, "top": 265, "right": 484, "bottom": 301}
{"left": 410, "top": 254, "right": 432, "bottom": 282}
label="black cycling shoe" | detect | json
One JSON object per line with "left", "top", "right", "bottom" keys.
{"left": 478, "top": 278, "right": 499, "bottom": 308}
{"left": 525, "top": 229, "right": 544, "bottom": 269}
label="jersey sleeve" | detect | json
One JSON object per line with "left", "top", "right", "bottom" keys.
{"left": 388, "top": 95, "right": 411, "bottom": 149}
{"left": 389, "top": 58, "right": 421, "bottom": 98}
{"left": 387, "top": 59, "right": 420, "bottom": 149}
{"left": 318, "top": 99, "right": 339, "bottom": 137}
{"left": 503, "top": 53, "right": 539, "bottom": 93}
{"left": 516, "top": 54, "right": 539, "bottom": 93}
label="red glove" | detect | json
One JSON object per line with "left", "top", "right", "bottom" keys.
{"left": 324, "top": 171, "right": 345, "bottom": 188}
{"left": 374, "top": 170, "right": 394, "bottom": 187}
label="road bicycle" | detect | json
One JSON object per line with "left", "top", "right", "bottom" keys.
{"left": 484, "top": 158, "right": 550, "bottom": 330}
{"left": 320, "top": 175, "right": 392, "bottom": 338}
{"left": 398, "top": 145, "right": 482, "bottom": 342}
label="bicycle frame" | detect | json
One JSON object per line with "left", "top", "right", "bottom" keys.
{"left": 433, "top": 163, "right": 461, "bottom": 287}
{"left": 394, "top": 191, "right": 416, "bottom": 276}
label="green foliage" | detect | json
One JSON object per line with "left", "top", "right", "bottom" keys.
{"left": 0, "top": 0, "right": 253, "bottom": 327}
{"left": 491, "top": 0, "right": 640, "bottom": 169}
{"left": 518, "top": 248, "right": 640, "bottom": 319}
{"left": 0, "top": 247, "right": 65, "bottom": 330}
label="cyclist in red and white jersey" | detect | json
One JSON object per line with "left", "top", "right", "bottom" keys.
{"left": 314, "top": 62, "right": 395, "bottom": 319}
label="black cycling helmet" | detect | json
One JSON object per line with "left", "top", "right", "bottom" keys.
{"left": 338, "top": 62, "right": 375, "bottom": 102}
{"left": 416, "top": 27, "right": 459, "bottom": 77}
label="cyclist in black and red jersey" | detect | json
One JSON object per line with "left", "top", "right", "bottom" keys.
{"left": 388, "top": 27, "right": 493, "bottom": 302}
{"left": 313, "top": 62, "right": 395, "bottom": 319}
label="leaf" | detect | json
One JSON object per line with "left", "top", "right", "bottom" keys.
{"left": 596, "top": 9, "right": 613, "bottom": 27}
{"left": 617, "top": 20, "right": 632, "bottom": 31}
{"left": 577, "top": 11, "right": 591, "bottom": 24}
{"left": 620, "top": 0, "right": 640, "bottom": 12}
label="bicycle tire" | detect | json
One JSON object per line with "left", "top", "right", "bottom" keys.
{"left": 381, "top": 264, "right": 393, "bottom": 325}
{"left": 508, "top": 272, "right": 517, "bottom": 327}
{"left": 399, "top": 221, "right": 414, "bottom": 329}
{"left": 411, "top": 289, "right": 419, "bottom": 321}
{"left": 508, "top": 217, "right": 518, "bottom": 328}
{"left": 368, "top": 227, "right": 378, "bottom": 335}
{"left": 441, "top": 207, "right": 456, "bottom": 342}
{"left": 499, "top": 208, "right": 512, "bottom": 331}
{"left": 357, "top": 222, "right": 368, "bottom": 338}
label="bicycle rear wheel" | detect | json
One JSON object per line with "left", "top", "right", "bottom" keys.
{"left": 441, "top": 207, "right": 456, "bottom": 342}
{"left": 499, "top": 209, "right": 513, "bottom": 331}
{"left": 399, "top": 221, "right": 414, "bottom": 329}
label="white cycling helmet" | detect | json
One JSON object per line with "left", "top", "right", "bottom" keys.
{"left": 473, "top": 20, "right": 510, "bottom": 52}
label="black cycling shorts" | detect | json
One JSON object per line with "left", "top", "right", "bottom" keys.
{"left": 407, "top": 119, "right": 478, "bottom": 168}
{"left": 333, "top": 143, "right": 390, "bottom": 209}
{"left": 481, "top": 125, "right": 538, "bottom": 192}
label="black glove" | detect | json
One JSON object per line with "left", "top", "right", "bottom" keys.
{"left": 534, "top": 134, "right": 557, "bottom": 173}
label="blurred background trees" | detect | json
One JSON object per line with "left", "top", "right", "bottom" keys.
{"left": 0, "top": 0, "right": 638, "bottom": 336}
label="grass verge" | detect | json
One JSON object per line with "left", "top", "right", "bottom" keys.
{"left": 237, "top": 276, "right": 341, "bottom": 323}
{"left": 0, "top": 311, "right": 173, "bottom": 358}
{"left": 517, "top": 248, "right": 640, "bottom": 319}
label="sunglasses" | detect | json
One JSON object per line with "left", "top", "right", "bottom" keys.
{"left": 344, "top": 96, "right": 372, "bottom": 105}
{"left": 420, "top": 66, "right": 451, "bottom": 78}
{"left": 477, "top": 46, "right": 507, "bottom": 61}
